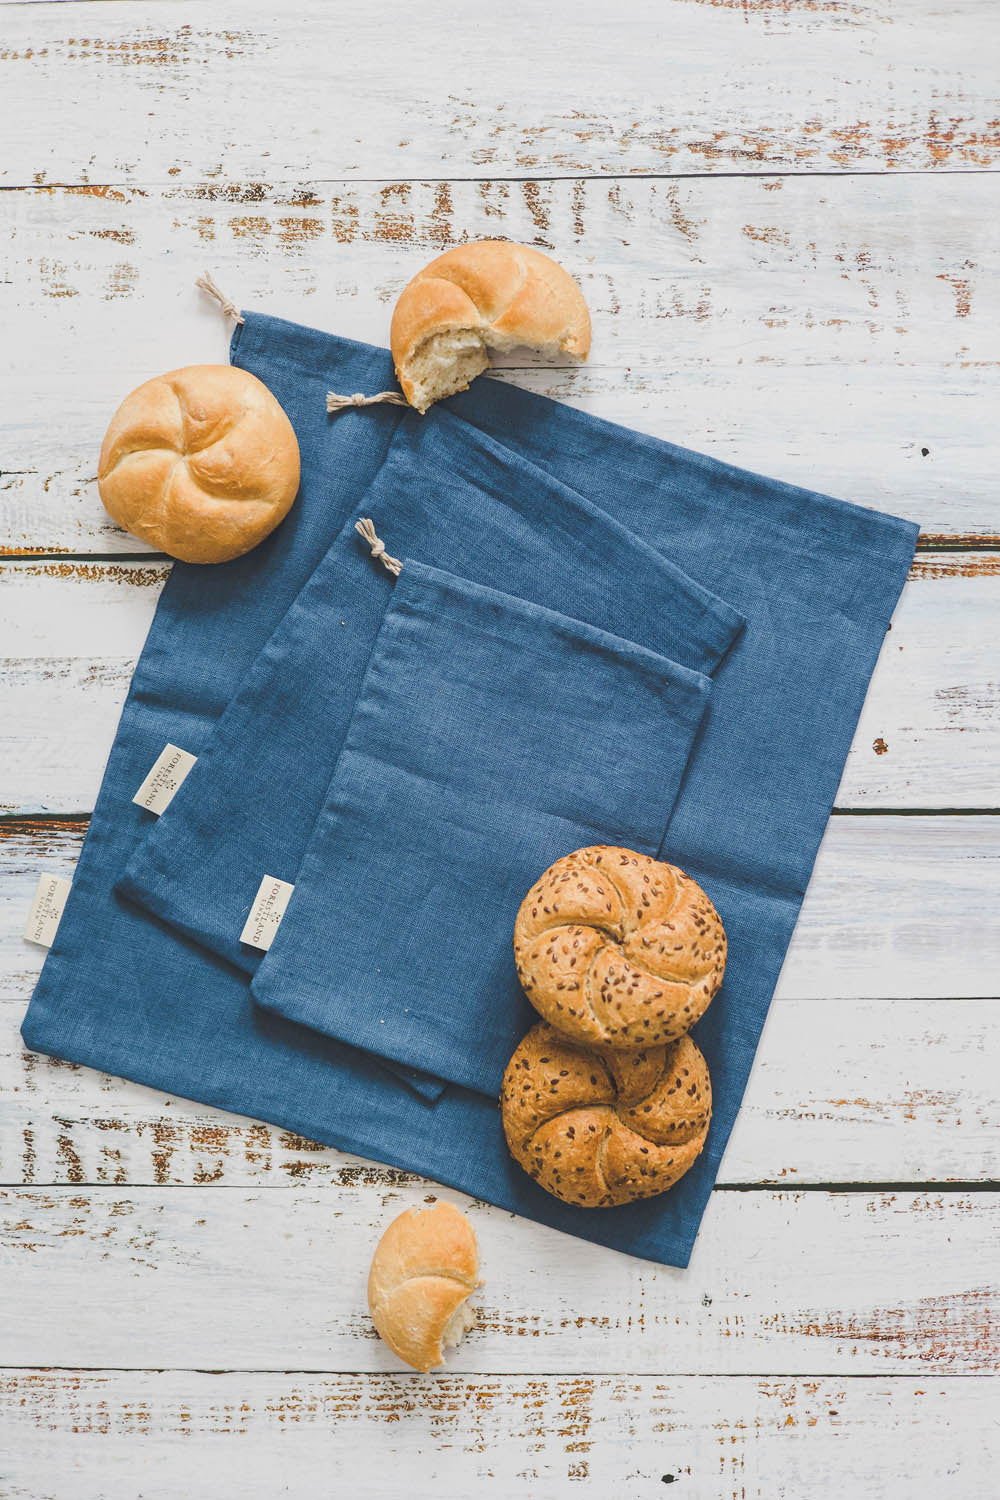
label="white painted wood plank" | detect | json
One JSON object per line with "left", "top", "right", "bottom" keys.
{"left": 3, "top": 0, "right": 998, "bottom": 184}
{"left": 0, "top": 819, "right": 84, "bottom": 1001}
{"left": 2, "top": 1370, "right": 996, "bottom": 1500}
{"left": 785, "top": 813, "right": 1000, "bottom": 998}
{"left": 844, "top": 557, "right": 1000, "bottom": 806}
{"left": 2, "top": 557, "right": 998, "bottom": 814}
{"left": 723, "top": 996, "right": 1000, "bottom": 1184}
{"left": 8, "top": 176, "right": 996, "bottom": 374}
{"left": 3, "top": 176, "right": 997, "bottom": 549}
{"left": 10, "top": 366, "right": 994, "bottom": 551}
{"left": 3, "top": 815, "right": 998, "bottom": 1002}
{"left": 1, "top": 1185, "right": 995, "bottom": 1373}
{"left": 0, "top": 562, "right": 164, "bottom": 814}
{"left": 3, "top": 995, "right": 997, "bottom": 1188}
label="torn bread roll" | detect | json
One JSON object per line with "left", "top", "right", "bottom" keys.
{"left": 98, "top": 365, "right": 300, "bottom": 564}
{"left": 390, "top": 240, "right": 591, "bottom": 413}
{"left": 502, "top": 1022, "right": 712, "bottom": 1208}
{"left": 367, "top": 1201, "right": 480, "bottom": 1373}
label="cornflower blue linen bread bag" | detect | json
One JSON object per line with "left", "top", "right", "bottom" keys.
{"left": 118, "top": 404, "right": 745, "bottom": 1098}
{"left": 22, "top": 306, "right": 918, "bottom": 1268}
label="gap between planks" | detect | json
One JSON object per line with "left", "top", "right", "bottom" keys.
{"left": 3, "top": 540, "right": 995, "bottom": 564}
{"left": 1, "top": 1182, "right": 995, "bottom": 1194}
{"left": 6, "top": 810, "right": 998, "bottom": 827}
{"left": 0, "top": 1366, "right": 994, "bottom": 1378}
{"left": 4, "top": 168, "right": 1000, "bottom": 190}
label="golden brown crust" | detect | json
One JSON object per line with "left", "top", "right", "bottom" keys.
{"left": 367, "top": 1201, "right": 480, "bottom": 1373}
{"left": 97, "top": 365, "right": 300, "bottom": 564}
{"left": 514, "top": 845, "right": 726, "bottom": 1051}
{"left": 501, "top": 1022, "right": 711, "bottom": 1208}
{"left": 390, "top": 240, "right": 591, "bottom": 411}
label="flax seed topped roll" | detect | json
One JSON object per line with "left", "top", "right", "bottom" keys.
{"left": 501, "top": 1022, "right": 711, "bottom": 1207}
{"left": 514, "top": 846, "right": 726, "bottom": 1051}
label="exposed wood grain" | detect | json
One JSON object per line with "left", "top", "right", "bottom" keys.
{"left": 2, "top": 1370, "right": 997, "bottom": 1500}
{"left": 3, "top": 1, "right": 998, "bottom": 185}
{"left": 3, "top": 557, "right": 1000, "bottom": 812}
{"left": 2, "top": 175, "right": 997, "bottom": 550}
{"left": 1, "top": 1185, "right": 996, "bottom": 1373}
{"left": 3, "top": 994, "right": 998, "bottom": 1189}
{"left": 4, "top": 815, "right": 999, "bottom": 1003}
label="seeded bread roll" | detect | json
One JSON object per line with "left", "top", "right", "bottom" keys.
{"left": 502, "top": 1022, "right": 711, "bottom": 1207}
{"left": 390, "top": 240, "right": 591, "bottom": 413}
{"left": 98, "top": 365, "right": 300, "bottom": 564}
{"left": 367, "top": 1201, "right": 480, "bottom": 1373}
{"left": 514, "top": 846, "right": 726, "bottom": 1051}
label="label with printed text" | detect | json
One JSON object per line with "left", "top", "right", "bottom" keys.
{"left": 240, "top": 875, "right": 295, "bottom": 951}
{"left": 133, "top": 743, "right": 198, "bottom": 815}
{"left": 24, "top": 873, "right": 72, "bottom": 947}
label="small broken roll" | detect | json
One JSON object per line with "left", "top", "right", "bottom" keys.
{"left": 501, "top": 1022, "right": 712, "bottom": 1208}
{"left": 514, "top": 845, "right": 726, "bottom": 1052}
{"left": 390, "top": 240, "right": 591, "bottom": 413}
{"left": 367, "top": 1200, "right": 480, "bottom": 1373}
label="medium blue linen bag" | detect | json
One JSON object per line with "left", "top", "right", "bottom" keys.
{"left": 22, "top": 309, "right": 917, "bottom": 1267}
{"left": 118, "top": 406, "right": 744, "bottom": 1097}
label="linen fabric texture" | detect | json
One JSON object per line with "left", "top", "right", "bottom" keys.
{"left": 22, "top": 311, "right": 918, "bottom": 1268}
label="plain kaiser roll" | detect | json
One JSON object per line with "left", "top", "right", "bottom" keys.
{"left": 367, "top": 1201, "right": 481, "bottom": 1373}
{"left": 514, "top": 845, "right": 726, "bottom": 1052}
{"left": 502, "top": 1022, "right": 712, "bottom": 1208}
{"left": 390, "top": 240, "right": 591, "bottom": 412}
{"left": 98, "top": 365, "right": 300, "bottom": 564}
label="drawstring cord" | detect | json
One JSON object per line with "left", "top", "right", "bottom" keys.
{"left": 195, "top": 271, "right": 245, "bottom": 325}
{"left": 194, "top": 274, "right": 409, "bottom": 411}
{"left": 327, "top": 390, "right": 408, "bottom": 412}
{"left": 355, "top": 517, "right": 402, "bottom": 577}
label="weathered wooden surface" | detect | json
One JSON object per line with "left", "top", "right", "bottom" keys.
{"left": 3, "top": 994, "right": 998, "bottom": 1189}
{"left": 4, "top": 1372, "right": 995, "bottom": 1500}
{"left": 3, "top": 175, "right": 998, "bottom": 551}
{"left": 3, "top": 814, "right": 998, "bottom": 1003}
{"left": 3, "top": 554, "right": 1000, "bottom": 812}
{"left": 2, "top": 1184, "right": 997, "bottom": 1374}
{"left": 4, "top": 1, "right": 999, "bottom": 186}
{"left": 3, "top": 2, "right": 998, "bottom": 1494}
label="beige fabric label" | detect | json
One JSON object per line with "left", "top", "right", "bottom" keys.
{"left": 133, "top": 743, "right": 198, "bottom": 815}
{"left": 24, "top": 873, "right": 72, "bottom": 947}
{"left": 240, "top": 875, "right": 295, "bottom": 951}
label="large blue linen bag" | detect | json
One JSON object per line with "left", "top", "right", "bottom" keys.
{"left": 22, "top": 311, "right": 917, "bottom": 1266}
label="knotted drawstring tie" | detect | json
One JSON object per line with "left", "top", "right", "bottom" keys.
{"left": 194, "top": 277, "right": 406, "bottom": 581}
{"left": 327, "top": 390, "right": 408, "bottom": 412}
{"left": 195, "top": 272, "right": 245, "bottom": 325}
{"left": 195, "top": 275, "right": 410, "bottom": 411}
{"left": 355, "top": 517, "right": 402, "bottom": 577}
